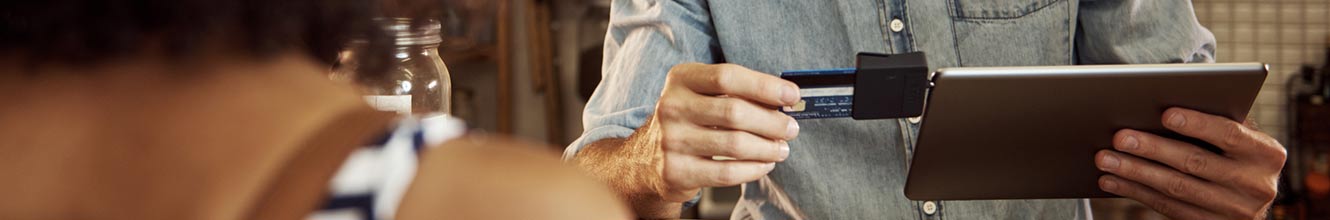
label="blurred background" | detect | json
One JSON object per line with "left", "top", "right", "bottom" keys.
{"left": 440, "top": 0, "right": 1328, "bottom": 219}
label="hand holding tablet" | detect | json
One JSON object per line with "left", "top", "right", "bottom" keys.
{"left": 903, "top": 63, "right": 1283, "bottom": 219}
{"left": 1097, "top": 107, "right": 1284, "bottom": 219}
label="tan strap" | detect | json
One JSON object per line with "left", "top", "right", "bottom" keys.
{"left": 245, "top": 108, "right": 397, "bottom": 220}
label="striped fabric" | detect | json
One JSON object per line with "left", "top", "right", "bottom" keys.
{"left": 308, "top": 115, "right": 464, "bottom": 220}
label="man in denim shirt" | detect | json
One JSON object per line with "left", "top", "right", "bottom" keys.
{"left": 566, "top": 0, "right": 1287, "bottom": 219}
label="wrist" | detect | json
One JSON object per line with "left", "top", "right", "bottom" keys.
{"left": 622, "top": 127, "right": 685, "bottom": 218}
{"left": 574, "top": 132, "right": 681, "bottom": 218}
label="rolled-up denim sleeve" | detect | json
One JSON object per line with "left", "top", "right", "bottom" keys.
{"left": 1077, "top": 0, "right": 1216, "bottom": 64}
{"left": 564, "top": 0, "right": 721, "bottom": 160}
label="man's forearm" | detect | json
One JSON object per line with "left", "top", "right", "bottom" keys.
{"left": 573, "top": 136, "right": 682, "bottom": 218}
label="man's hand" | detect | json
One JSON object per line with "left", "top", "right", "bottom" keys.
{"left": 1096, "top": 107, "right": 1286, "bottom": 220}
{"left": 647, "top": 63, "right": 800, "bottom": 201}
{"left": 573, "top": 63, "right": 800, "bottom": 218}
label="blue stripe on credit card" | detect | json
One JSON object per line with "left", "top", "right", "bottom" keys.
{"left": 780, "top": 68, "right": 856, "bottom": 119}
{"left": 782, "top": 68, "right": 856, "bottom": 76}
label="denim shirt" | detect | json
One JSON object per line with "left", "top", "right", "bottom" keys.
{"left": 566, "top": 0, "right": 1216, "bottom": 219}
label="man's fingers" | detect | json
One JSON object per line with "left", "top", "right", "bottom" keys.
{"left": 1096, "top": 150, "right": 1259, "bottom": 218}
{"left": 1098, "top": 175, "right": 1226, "bottom": 220}
{"left": 663, "top": 94, "right": 797, "bottom": 140}
{"left": 671, "top": 63, "right": 800, "bottom": 107}
{"left": 664, "top": 155, "right": 775, "bottom": 189}
{"left": 662, "top": 123, "right": 789, "bottom": 162}
{"left": 1161, "top": 108, "right": 1282, "bottom": 160}
{"left": 1112, "top": 129, "right": 1239, "bottom": 184}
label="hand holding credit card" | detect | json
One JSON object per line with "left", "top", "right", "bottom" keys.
{"left": 626, "top": 63, "right": 802, "bottom": 204}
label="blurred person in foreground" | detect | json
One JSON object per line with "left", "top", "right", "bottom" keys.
{"left": 0, "top": 1, "right": 629, "bottom": 220}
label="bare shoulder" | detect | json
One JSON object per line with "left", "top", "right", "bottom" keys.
{"left": 397, "top": 135, "right": 632, "bottom": 220}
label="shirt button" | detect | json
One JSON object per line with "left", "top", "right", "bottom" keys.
{"left": 922, "top": 201, "right": 938, "bottom": 215}
{"left": 889, "top": 18, "right": 905, "bottom": 32}
{"left": 907, "top": 116, "right": 922, "bottom": 124}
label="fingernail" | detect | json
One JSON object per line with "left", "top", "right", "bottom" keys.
{"left": 1101, "top": 177, "right": 1119, "bottom": 191}
{"left": 786, "top": 120, "right": 800, "bottom": 139}
{"left": 1168, "top": 112, "right": 1186, "bottom": 128}
{"left": 1098, "top": 153, "right": 1120, "bottom": 171}
{"left": 781, "top": 85, "right": 800, "bottom": 105}
{"left": 1120, "top": 135, "right": 1139, "bottom": 152}
{"left": 779, "top": 142, "right": 791, "bottom": 160}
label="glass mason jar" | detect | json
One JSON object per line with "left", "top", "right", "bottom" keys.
{"left": 338, "top": 18, "right": 452, "bottom": 115}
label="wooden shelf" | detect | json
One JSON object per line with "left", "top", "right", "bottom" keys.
{"left": 441, "top": 45, "right": 496, "bottom": 63}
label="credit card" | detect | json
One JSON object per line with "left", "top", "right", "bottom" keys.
{"left": 778, "top": 52, "right": 930, "bottom": 120}
{"left": 780, "top": 68, "right": 856, "bottom": 119}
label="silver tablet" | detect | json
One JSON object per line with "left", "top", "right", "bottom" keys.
{"left": 903, "top": 63, "right": 1267, "bottom": 200}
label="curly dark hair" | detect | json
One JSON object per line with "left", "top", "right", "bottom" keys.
{"left": 0, "top": 0, "right": 443, "bottom": 78}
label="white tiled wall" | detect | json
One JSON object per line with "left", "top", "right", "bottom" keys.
{"left": 1193, "top": 0, "right": 1330, "bottom": 143}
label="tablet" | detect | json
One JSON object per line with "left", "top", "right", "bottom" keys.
{"left": 902, "top": 63, "right": 1267, "bottom": 200}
